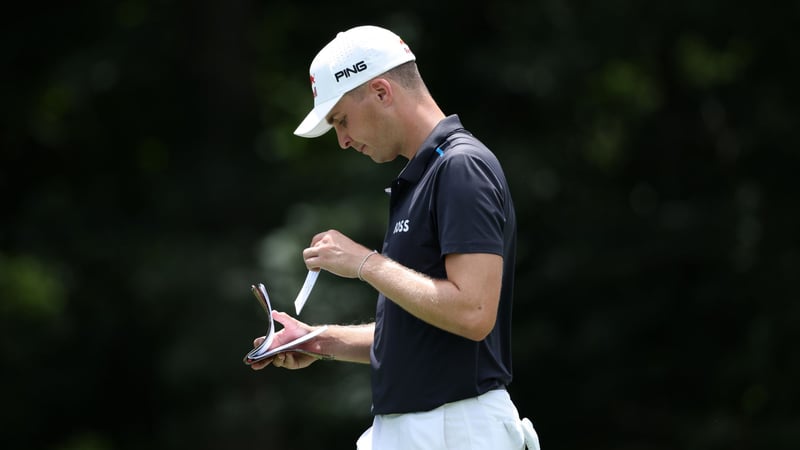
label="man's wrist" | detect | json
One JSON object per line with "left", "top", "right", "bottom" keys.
{"left": 357, "top": 250, "right": 379, "bottom": 281}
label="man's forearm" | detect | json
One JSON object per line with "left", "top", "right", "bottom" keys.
{"left": 357, "top": 252, "right": 502, "bottom": 341}
{"left": 315, "top": 323, "right": 374, "bottom": 364}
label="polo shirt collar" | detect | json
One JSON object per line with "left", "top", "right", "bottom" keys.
{"left": 396, "top": 115, "right": 464, "bottom": 184}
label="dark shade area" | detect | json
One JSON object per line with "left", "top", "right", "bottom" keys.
{"left": 2, "top": 1, "right": 798, "bottom": 449}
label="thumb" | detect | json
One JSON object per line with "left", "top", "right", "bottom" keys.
{"left": 252, "top": 335, "right": 265, "bottom": 347}
{"left": 271, "top": 310, "right": 296, "bottom": 328}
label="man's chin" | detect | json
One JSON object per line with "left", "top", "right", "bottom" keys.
{"left": 368, "top": 151, "right": 400, "bottom": 164}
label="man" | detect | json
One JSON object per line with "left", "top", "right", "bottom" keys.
{"left": 251, "top": 25, "right": 540, "bottom": 450}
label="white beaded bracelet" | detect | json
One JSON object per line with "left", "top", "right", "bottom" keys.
{"left": 357, "top": 250, "right": 378, "bottom": 281}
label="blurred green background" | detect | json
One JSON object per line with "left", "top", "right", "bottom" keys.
{"left": 2, "top": 1, "right": 798, "bottom": 449}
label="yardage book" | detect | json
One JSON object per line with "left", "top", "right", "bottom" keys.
{"left": 243, "top": 281, "right": 328, "bottom": 365}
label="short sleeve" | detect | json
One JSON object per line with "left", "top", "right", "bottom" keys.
{"left": 434, "top": 150, "right": 507, "bottom": 256}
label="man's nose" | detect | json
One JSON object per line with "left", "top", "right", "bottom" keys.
{"left": 336, "top": 130, "right": 351, "bottom": 149}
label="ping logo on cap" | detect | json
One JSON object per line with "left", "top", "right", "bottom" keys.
{"left": 295, "top": 26, "right": 416, "bottom": 138}
{"left": 334, "top": 60, "right": 367, "bottom": 82}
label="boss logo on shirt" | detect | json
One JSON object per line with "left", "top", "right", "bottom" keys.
{"left": 392, "top": 219, "right": 410, "bottom": 234}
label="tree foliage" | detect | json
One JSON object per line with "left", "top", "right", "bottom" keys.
{"left": 2, "top": 1, "right": 798, "bottom": 449}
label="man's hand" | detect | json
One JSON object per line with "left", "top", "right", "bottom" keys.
{"left": 250, "top": 311, "right": 322, "bottom": 371}
{"left": 302, "top": 229, "right": 373, "bottom": 279}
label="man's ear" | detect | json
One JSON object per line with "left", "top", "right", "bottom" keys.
{"left": 369, "top": 78, "right": 393, "bottom": 104}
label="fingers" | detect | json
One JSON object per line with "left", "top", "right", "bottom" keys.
{"left": 252, "top": 351, "right": 318, "bottom": 371}
{"left": 310, "top": 230, "right": 334, "bottom": 246}
{"left": 273, "top": 352, "right": 289, "bottom": 368}
{"left": 250, "top": 357, "right": 273, "bottom": 370}
{"left": 249, "top": 353, "right": 288, "bottom": 371}
{"left": 271, "top": 310, "right": 296, "bottom": 327}
{"left": 303, "top": 246, "right": 332, "bottom": 272}
{"left": 302, "top": 246, "right": 320, "bottom": 271}
{"left": 305, "top": 230, "right": 340, "bottom": 269}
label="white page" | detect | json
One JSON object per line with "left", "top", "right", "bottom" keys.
{"left": 294, "top": 270, "right": 319, "bottom": 315}
{"left": 244, "top": 325, "right": 328, "bottom": 364}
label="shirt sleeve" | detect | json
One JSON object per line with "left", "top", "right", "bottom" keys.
{"left": 434, "top": 149, "right": 508, "bottom": 256}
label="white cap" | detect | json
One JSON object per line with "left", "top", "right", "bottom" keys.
{"left": 294, "top": 25, "right": 416, "bottom": 138}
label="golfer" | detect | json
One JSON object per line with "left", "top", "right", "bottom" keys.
{"left": 252, "top": 25, "right": 540, "bottom": 450}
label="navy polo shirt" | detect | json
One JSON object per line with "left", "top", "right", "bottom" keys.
{"left": 370, "top": 115, "right": 517, "bottom": 414}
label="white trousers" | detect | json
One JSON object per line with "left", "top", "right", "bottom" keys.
{"left": 356, "top": 389, "right": 541, "bottom": 450}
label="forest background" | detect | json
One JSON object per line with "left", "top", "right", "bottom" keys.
{"left": 2, "top": 1, "right": 798, "bottom": 449}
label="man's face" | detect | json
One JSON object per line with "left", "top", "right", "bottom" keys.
{"left": 325, "top": 81, "right": 399, "bottom": 163}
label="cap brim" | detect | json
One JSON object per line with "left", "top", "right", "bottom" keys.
{"left": 293, "top": 95, "right": 342, "bottom": 138}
